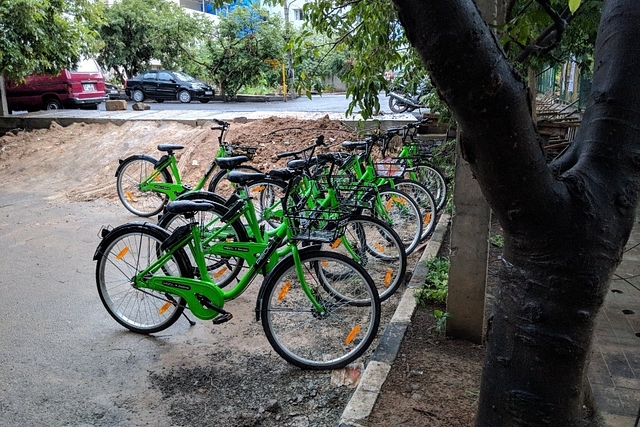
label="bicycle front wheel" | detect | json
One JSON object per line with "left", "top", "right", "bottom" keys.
{"left": 407, "top": 165, "right": 448, "bottom": 212}
{"left": 319, "top": 215, "right": 407, "bottom": 302}
{"left": 95, "top": 223, "right": 192, "bottom": 333}
{"left": 116, "top": 156, "right": 171, "bottom": 217}
{"left": 260, "top": 250, "right": 380, "bottom": 370}
{"left": 363, "top": 187, "right": 423, "bottom": 255}
{"left": 392, "top": 178, "right": 437, "bottom": 241}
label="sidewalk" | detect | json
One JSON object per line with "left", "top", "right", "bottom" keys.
{"left": 590, "top": 208, "right": 640, "bottom": 425}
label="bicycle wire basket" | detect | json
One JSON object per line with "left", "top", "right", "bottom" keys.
{"left": 284, "top": 205, "right": 354, "bottom": 243}
{"left": 373, "top": 157, "right": 407, "bottom": 177}
{"left": 223, "top": 143, "right": 257, "bottom": 160}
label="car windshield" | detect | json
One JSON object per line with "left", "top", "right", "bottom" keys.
{"left": 173, "top": 71, "right": 196, "bottom": 82}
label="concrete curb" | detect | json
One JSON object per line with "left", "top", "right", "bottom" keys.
{"left": 338, "top": 213, "right": 451, "bottom": 427}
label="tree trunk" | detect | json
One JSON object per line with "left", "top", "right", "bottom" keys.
{"left": 392, "top": 0, "right": 640, "bottom": 425}
{"left": 0, "top": 76, "right": 9, "bottom": 116}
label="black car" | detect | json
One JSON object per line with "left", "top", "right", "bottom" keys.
{"left": 125, "top": 70, "right": 215, "bottom": 103}
{"left": 105, "top": 82, "right": 121, "bottom": 100}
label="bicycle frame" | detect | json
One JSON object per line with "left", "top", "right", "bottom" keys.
{"left": 130, "top": 202, "right": 325, "bottom": 321}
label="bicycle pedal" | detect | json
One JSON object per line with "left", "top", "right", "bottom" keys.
{"left": 212, "top": 313, "right": 233, "bottom": 325}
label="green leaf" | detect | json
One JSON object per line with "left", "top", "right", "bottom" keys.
{"left": 569, "top": 0, "right": 581, "bottom": 14}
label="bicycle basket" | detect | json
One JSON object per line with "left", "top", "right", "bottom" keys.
{"left": 285, "top": 206, "right": 353, "bottom": 243}
{"left": 406, "top": 139, "right": 441, "bottom": 158}
{"left": 225, "top": 144, "right": 257, "bottom": 160}
{"left": 374, "top": 157, "right": 406, "bottom": 177}
{"left": 323, "top": 173, "right": 375, "bottom": 208}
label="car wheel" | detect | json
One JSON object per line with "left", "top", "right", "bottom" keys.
{"left": 45, "top": 98, "right": 62, "bottom": 110}
{"left": 199, "top": 99, "right": 210, "bottom": 104}
{"left": 132, "top": 89, "right": 145, "bottom": 102}
{"left": 178, "top": 90, "right": 192, "bottom": 103}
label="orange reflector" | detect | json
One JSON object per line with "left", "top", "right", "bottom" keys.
{"left": 374, "top": 243, "right": 385, "bottom": 253}
{"left": 214, "top": 267, "right": 228, "bottom": 278}
{"left": 158, "top": 302, "right": 172, "bottom": 315}
{"left": 251, "top": 186, "right": 265, "bottom": 193}
{"left": 277, "top": 281, "right": 291, "bottom": 301}
{"left": 125, "top": 191, "right": 134, "bottom": 202}
{"left": 116, "top": 247, "right": 129, "bottom": 260}
{"left": 331, "top": 238, "right": 342, "bottom": 249}
{"left": 384, "top": 269, "right": 392, "bottom": 287}
{"left": 345, "top": 325, "right": 361, "bottom": 345}
{"left": 424, "top": 212, "right": 432, "bottom": 224}
{"left": 151, "top": 171, "right": 161, "bottom": 181}
{"left": 321, "top": 260, "right": 328, "bottom": 267}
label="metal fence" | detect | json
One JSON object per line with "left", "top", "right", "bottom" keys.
{"left": 535, "top": 62, "right": 591, "bottom": 110}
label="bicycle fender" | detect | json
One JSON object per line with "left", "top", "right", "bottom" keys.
{"left": 114, "top": 154, "right": 160, "bottom": 178}
{"left": 92, "top": 221, "right": 168, "bottom": 260}
{"left": 253, "top": 244, "right": 321, "bottom": 322}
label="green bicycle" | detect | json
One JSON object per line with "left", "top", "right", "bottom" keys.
{"left": 115, "top": 118, "right": 259, "bottom": 217}
{"left": 159, "top": 153, "right": 408, "bottom": 302}
{"left": 95, "top": 170, "right": 381, "bottom": 370}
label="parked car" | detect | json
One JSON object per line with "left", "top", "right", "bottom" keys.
{"left": 125, "top": 70, "right": 215, "bottom": 103}
{"left": 105, "top": 82, "right": 121, "bottom": 100}
{"left": 5, "top": 58, "right": 107, "bottom": 113}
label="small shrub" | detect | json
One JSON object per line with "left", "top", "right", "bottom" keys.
{"left": 489, "top": 234, "right": 504, "bottom": 248}
{"left": 414, "top": 256, "right": 450, "bottom": 306}
{"left": 432, "top": 309, "right": 452, "bottom": 333}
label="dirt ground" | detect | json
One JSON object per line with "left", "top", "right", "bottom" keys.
{"left": 0, "top": 117, "right": 487, "bottom": 426}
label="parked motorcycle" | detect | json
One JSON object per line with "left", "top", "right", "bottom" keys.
{"left": 387, "top": 80, "right": 430, "bottom": 113}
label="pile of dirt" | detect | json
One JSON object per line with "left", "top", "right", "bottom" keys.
{"left": 0, "top": 116, "right": 361, "bottom": 203}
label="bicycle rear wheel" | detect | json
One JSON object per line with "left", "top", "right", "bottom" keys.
{"left": 260, "top": 250, "right": 380, "bottom": 370}
{"left": 95, "top": 223, "right": 192, "bottom": 333}
{"left": 208, "top": 165, "right": 261, "bottom": 201}
{"left": 116, "top": 156, "right": 171, "bottom": 217}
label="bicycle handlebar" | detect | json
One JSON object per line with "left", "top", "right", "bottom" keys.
{"left": 276, "top": 135, "right": 325, "bottom": 159}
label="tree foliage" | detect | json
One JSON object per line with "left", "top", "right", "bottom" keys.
{"left": 0, "top": 0, "right": 103, "bottom": 80}
{"left": 98, "top": 0, "right": 205, "bottom": 83}
{"left": 189, "top": 5, "right": 286, "bottom": 98}
{"left": 283, "top": 0, "right": 602, "bottom": 118}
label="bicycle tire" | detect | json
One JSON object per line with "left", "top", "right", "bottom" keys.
{"left": 391, "top": 178, "right": 437, "bottom": 241}
{"left": 116, "top": 155, "right": 172, "bottom": 217}
{"left": 246, "top": 178, "right": 288, "bottom": 231}
{"left": 260, "top": 250, "right": 380, "bottom": 370}
{"left": 157, "top": 191, "right": 249, "bottom": 288}
{"left": 360, "top": 187, "right": 423, "bottom": 255}
{"left": 406, "top": 164, "right": 448, "bottom": 211}
{"left": 207, "top": 165, "right": 262, "bottom": 201}
{"left": 94, "top": 223, "right": 192, "bottom": 333}
{"left": 317, "top": 215, "right": 407, "bottom": 302}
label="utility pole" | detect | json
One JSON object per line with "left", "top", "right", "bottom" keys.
{"left": 283, "top": 1, "right": 295, "bottom": 101}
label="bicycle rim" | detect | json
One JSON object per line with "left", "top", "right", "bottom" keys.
{"left": 261, "top": 251, "right": 380, "bottom": 370}
{"left": 96, "top": 227, "right": 188, "bottom": 333}
{"left": 117, "top": 158, "right": 170, "bottom": 217}
{"left": 318, "top": 216, "right": 407, "bottom": 302}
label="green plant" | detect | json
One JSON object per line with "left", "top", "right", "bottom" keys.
{"left": 490, "top": 234, "right": 504, "bottom": 248}
{"left": 414, "top": 256, "right": 450, "bottom": 306}
{"left": 432, "top": 309, "right": 452, "bottom": 333}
